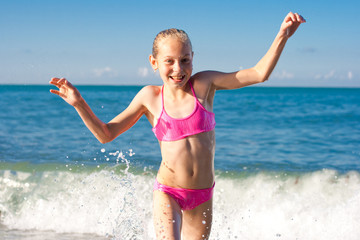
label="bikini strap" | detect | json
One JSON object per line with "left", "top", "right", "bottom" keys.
{"left": 189, "top": 81, "right": 197, "bottom": 99}
{"left": 161, "top": 85, "right": 164, "bottom": 110}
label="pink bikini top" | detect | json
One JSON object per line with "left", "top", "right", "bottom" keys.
{"left": 152, "top": 82, "right": 216, "bottom": 141}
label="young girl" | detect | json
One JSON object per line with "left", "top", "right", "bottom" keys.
{"left": 50, "top": 12, "right": 305, "bottom": 240}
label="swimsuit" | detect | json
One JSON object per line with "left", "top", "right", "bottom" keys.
{"left": 152, "top": 81, "right": 216, "bottom": 210}
{"left": 152, "top": 81, "right": 216, "bottom": 141}
{"left": 154, "top": 179, "right": 215, "bottom": 210}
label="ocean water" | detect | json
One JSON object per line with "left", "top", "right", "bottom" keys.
{"left": 0, "top": 85, "right": 359, "bottom": 239}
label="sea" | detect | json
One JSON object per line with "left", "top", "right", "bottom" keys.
{"left": 0, "top": 85, "right": 359, "bottom": 240}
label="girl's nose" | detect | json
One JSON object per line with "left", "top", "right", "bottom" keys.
{"left": 173, "top": 61, "right": 181, "bottom": 72}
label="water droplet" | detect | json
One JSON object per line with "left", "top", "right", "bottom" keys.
{"left": 101, "top": 148, "right": 106, "bottom": 153}
{"left": 202, "top": 220, "right": 206, "bottom": 224}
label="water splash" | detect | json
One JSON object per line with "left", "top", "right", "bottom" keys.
{"left": 1, "top": 168, "right": 360, "bottom": 239}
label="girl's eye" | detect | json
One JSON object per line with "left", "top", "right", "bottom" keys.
{"left": 182, "top": 58, "right": 190, "bottom": 63}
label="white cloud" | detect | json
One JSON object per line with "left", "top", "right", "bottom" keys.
{"left": 274, "top": 70, "right": 294, "bottom": 79}
{"left": 314, "top": 70, "right": 355, "bottom": 81}
{"left": 314, "top": 70, "right": 335, "bottom": 80}
{"left": 92, "top": 67, "right": 118, "bottom": 78}
{"left": 138, "top": 67, "right": 150, "bottom": 77}
{"left": 324, "top": 70, "right": 335, "bottom": 79}
{"left": 314, "top": 74, "right": 322, "bottom": 80}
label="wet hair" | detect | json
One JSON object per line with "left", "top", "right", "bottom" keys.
{"left": 152, "top": 28, "right": 192, "bottom": 58}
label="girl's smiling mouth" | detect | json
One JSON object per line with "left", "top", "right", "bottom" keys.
{"left": 170, "top": 75, "right": 185, "bottom": 82}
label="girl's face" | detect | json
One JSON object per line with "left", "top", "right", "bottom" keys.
{"left": 150, "top": 37, "right": 193, "bottom": 88}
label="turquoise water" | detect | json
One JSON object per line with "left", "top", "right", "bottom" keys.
{"left": 0, "top": 85, "right": 360, "bottom": 239}
{"left": 1, "top": 85, "right": 359, "bottom": 172}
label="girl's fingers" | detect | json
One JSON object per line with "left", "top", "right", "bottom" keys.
{"left": 49, "top": 81, "right": 61, "bottom": 89}
{"left": 299, "top": 14, "right": 306, "bottom": 23}
{"left": 49, "top": 78, "right": 62, "bottom": 88}
{"left": 50, "top": 77, "right": 70, "bottom": 89}
{"left": 294, "top": 13, "right": 306, "bottom": 23}
{"left": 58, "top": 78, "right": 66, "bottom": 86}
{"left": 51, "top": 77, "right": 60, "bottom": 82}
{"left": 284, "top": 13, "right": 292, "bottom": 23}
{"left": 285, "top": 12, "right": 306, "bottom": 24}
{"left": 50, "top": 89, "right": 66, "bottom": 99}
{"left": 50, "top": 77, "right": 62, "bottom": 85}
{"left": 288, "top": 12, "right": 306, "bottom": 23}
{"left": 50, "top": 89, "right": 60, "bottom": 95}
{"left": 287, "top": 12, "right": 296, "bottom": 22}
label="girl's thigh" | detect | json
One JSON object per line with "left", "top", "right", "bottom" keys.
{"left": 181, "top": 198, "right": 213, "bottom": 240}
{"left": 153, "top": 190, "right": 182, "bottom": 240}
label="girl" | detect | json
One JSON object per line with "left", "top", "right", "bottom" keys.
{"left": 50, "top": 12, "right": 305, "bottom": 240}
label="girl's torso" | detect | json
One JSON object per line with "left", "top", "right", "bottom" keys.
{"left": 144, "top": 77, "right": 216, "bottom": 189}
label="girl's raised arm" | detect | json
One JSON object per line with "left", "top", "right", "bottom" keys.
{"left": 49, "top": 78, "right": 148, "bottom": 144}
{"left": 210, "top": 12, "right": 306, "bottom": 90}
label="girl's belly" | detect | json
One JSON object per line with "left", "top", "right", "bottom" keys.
{"left": 157, "top": 131, "right": 215, "bottom": 189}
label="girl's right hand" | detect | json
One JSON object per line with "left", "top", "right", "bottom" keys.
{"left": 49, "top": 78, "right": 83, "bottom": 107}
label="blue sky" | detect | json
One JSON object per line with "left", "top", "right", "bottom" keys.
{"left": 1, "top": 0, "right": 359, "bottom": 87}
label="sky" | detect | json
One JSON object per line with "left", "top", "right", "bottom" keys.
{"left": 1, "top": 0, "right": 359, "bottom": 87}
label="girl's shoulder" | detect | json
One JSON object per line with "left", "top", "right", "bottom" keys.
{"left": 191, "top": 72, "right": 218, "bottom": 100}
{"left": 136, "top": 85, "right": 162, "bottom": 117}
{"left": 139, "top": 85, "right": 161, "bottom": 96}
{"left": 134, "top": 85, "right": 162, "bottom": 105}
{"left": 192, "top": 70, "right": 222, "bottom": 83}
{"left": 191, "top": 71, "right": 221, "bottom": 89}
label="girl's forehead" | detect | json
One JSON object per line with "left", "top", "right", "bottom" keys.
{"left": 157, "top": 38, "right": 192, "bottom": 57}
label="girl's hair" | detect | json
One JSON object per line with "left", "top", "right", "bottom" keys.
{"left": 152, "top": 28, "right": 192, "bottom": 58}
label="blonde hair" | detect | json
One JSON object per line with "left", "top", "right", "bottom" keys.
{"left": 152, "top": 28, "right": 192, "bottom": 58}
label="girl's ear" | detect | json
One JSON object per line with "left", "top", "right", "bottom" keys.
{"left": 149, "top": 55, "right": 158, "bottom": 71}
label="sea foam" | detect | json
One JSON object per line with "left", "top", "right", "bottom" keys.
{"left": 0, "top": 169, "right": 359, "bottom": 239}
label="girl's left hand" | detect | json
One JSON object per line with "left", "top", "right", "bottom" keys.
{"left": 280, "top": 12, "right": 306, "bottom": 38}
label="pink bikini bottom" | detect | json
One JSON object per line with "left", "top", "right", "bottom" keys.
{"left": 153, "top": 179, "right": 215, "bottom": 210}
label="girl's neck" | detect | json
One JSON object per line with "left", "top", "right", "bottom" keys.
{"left": 163, "top": 81, "right": 192, "bottom": 101}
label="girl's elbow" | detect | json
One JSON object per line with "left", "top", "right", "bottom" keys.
{"left": 252, "top": 68, "right": 269, "bottom": 83}
{"left": 257, "top": 70, "right": 271, "bottom": 83}
{"left": 253, "top": 75, "right": 268, "bottom": 84}
{"left": 96, "top": 135, "right": 111, "bottom": 144}
{"left": 97, "top": 125, "right": 114, "bottom": 144}
{"left": 98, "top": 138, "right": 110, "bottom": 144}
{"left": 259, "top": 75, "right": 270, "bottom": 83}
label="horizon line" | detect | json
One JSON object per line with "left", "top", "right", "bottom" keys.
{"left": 1, "top": 83, "right": 359, "bottom": 89}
